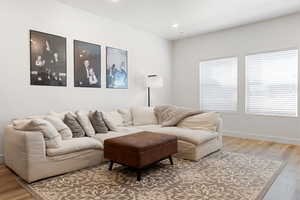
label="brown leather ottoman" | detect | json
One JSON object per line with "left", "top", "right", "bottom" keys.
{"left": 104, "top": 131, "right": 177, "bottom": 181}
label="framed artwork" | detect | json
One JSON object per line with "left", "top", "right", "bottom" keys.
{"left": 74, "top": 40, "right": 101, "bottom": 88}
{"left": 106, "top": 47, "right": 128, "bottom": 89}
{"left": 30, "top": 30, "right": 67, "bottom": 86}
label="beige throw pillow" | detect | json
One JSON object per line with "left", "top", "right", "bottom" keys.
{"left": 44, "top": 116, "right": 72, "bottom": 140}
{"left": 177, "top": 112, "right": 220, "bottom": 132}
{"left": 131, "top": 107, "right": 158, "bottom": 126}
{"left": 75, "top": 111, "right": 96, "bottom": 137}
{"left": 15, "top": 119, "right": 62, "bottom": 149}
{"left": 117, "top": 108, "right": 133, "bottom": 126}
{"left": 102, "top": 111, "right": 124, "bottom": 131}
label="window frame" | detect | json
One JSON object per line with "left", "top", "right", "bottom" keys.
{"left": 199, "top": 56, "right": 239, "bottom": 113}
{"left": 244, "top": 48, "right": 299, "bottom": 118}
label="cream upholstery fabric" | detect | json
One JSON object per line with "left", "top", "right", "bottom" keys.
{"left": 4, "top": 126, "right": 103, "bottom": 183}
{"left": 137, "top": 126, "right": 218, "bottom": 145}
{"left": 154, "top": 105, "right": 202, "bottom": 126}
{"left": 47, "top": 137, "right": 103, "bottom": 156}
{"left": 93, "top": 129, "right": 141, "bottom": 144}
{"left": 76, "top": 111, "right": 96, "bottom": 137}
{"left": 15, "top": 119, "right": 62, "bottom": 149}
{"left": 102, "top": 111, "right": 124, "bottom": 131}
{"left": 131, "top": 107, "right": 158, "bottom": 126}
{"left": 3, "top": 111, "right": 223, "bottom": 183}
{"left": 175, "top": 135, "right": 222, "bottom": 161}
{"left": 44, "top": 116, "right": 73, "bottom": 140}
{"left": 12, "top": 119, "right": 32, "bottom": 129}
{"left": 177, "top": 112, "right": 220, "bottom": 132}
{"left": 117, "top": 108, "right": 133, "bottom": 126}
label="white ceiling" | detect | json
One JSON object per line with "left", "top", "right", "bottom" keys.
{"left": 57, "top": 0, "right": 300, "bottom": 40}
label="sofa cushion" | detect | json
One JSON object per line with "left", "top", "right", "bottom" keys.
{"left": 44, "top": 116, "right": 73, "bottom": 140}
{"left": 47, "top": 137, "right": 103, "bottom": 156}
{"left": 117, "top": 108, "right": 133, "bottom": 126}
{"left": 131, "top": 124, "right": 162, "bottom": 131}
{"left": 131, "top": 107, "right": 158, "bottom": 126}
{"left": 93, "top": 129, "right": 140, "bottom": 144}
{"left": 15, "top": 119, "right": 62, "bottom": 149}
{"left": 136, "top": 126, "right": 218, "bottom": 146}
{"left": 102, "top": 111, "right": 124, "bottom": 131}
{"left": 76, "top": 111, "right": 96, "bottom": 137}
{"left": 64, "top": 113, "right": 85, "bottom": 138}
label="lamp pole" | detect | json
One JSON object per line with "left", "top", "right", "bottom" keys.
{"left": 147, "top": 87, "right": 151, "bottom": 107}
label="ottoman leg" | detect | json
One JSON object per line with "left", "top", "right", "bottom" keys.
{"left": 109, "top": 161, "right": 114, "bottom": 171}
{"left": 137, "top": 170, "right": 141, "bottom": 181}
{"left": 169, "top": 156, "right": 173, "bottom": 165}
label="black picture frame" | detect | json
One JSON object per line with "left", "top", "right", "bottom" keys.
{"left": 74, "top": 40, "right": 101, "bottom": 88}
{"left": 106, "top": 47, "right": 128, "bottom": 89}
{"left": 30, "top": 30, "right": 67, "bottom": 86}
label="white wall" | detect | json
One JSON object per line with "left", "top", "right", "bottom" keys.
{"left": 172, "top": 13, "right": 300, "bottom": 145}
{"left": 0, "top": 0, "right": 172, "bottom": 157}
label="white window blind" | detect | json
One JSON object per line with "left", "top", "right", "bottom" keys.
{"left": 246, "top": 49, "right": 298, "bottom": 117}
{"left": 199, "top": 57, "right": 238, "bottom": 112}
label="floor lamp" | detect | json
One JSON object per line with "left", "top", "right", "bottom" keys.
{"left": 146, "top": 75, "right": 163, "bottom": 107}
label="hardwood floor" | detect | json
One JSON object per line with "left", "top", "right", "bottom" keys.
{"left": 0, "top": 136, "right": 299, "bottom": 200}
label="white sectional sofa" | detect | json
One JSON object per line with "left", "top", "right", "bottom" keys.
{"left": 4, "top": 107, "right": 223, "bottom": 183}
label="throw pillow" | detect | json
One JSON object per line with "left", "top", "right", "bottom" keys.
{"left": 75, "top": 111, "right": 96, "bottom": 137}
{"left": 44, "top": 116, "right": 72, "bottom": 140}
{"left": 131, "top": 107, "right": 158, "bottom": 126}
{"left": 177, "top": 112, "right": 220, "bottom": 132}
{"left": 117, "top": 108, "right": 133, "bottom": 126}
{"left": 63, "top": 113, "right": 85, "bottom": 138}
{"left": 15, "top": 119, "right": 62, "bottom": 149}
{"left": 102, "top": 111, "right": 124, "bottom": 131}
{"left": 12, "top": 115, "right": 46, "bottom": 128}
{"left": 89, "top": 111, "right": 108, "bottom": 133}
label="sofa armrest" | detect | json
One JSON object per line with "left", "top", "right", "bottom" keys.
{"left": 4, "top": 125, "right": 46, "bottom": 180}
{"left": 215, "top": 116, "right": 223, "bottom": 134}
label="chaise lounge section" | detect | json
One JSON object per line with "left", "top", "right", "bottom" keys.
{"left": 4, "top": 106, "right": 223, "bottom": 183}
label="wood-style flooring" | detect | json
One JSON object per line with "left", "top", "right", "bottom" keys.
{"left": 0, "top": 136, "right": 299, "bottom": 200}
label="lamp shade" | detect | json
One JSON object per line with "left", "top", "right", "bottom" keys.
{"left": 146, "top": 75, "right": 163, "bottom": 88}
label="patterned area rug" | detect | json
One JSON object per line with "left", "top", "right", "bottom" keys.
{"left": 19, "top": 151, "right": 285, "bottom": 200}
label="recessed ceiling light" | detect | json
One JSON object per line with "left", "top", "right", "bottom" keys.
{"left": 111, "top": 0, "right": 120, "bottom": 3}
{"left": 172, "top": 24, "right": 179, "bottom": 28}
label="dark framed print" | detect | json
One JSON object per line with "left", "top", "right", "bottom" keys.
{"left": 106, "top": 47, "right": 128, "bottom": 89}
{"left": 30, "top": 30, "right": 67, "bottom": 86}
{"left": 74, "top": 40, "right": 101, "bottom": 88}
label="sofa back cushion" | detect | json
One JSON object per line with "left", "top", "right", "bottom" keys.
{"left": 117, "top": 108, "right": 133, "bottom": 126}
{"left": 44, "top": 116, "right": 73, "bottom": 140}
{"left": 102, "top": 111, "right": 124, "bottom": 131}
{"left": 15, "top": 119, "right": 62, "bottom": 149}
{"left": 63, "top": 113, "right": 85, "bottom": 138}
{"left": 177, "top": 112, "right": 220, "bottom": 132}
{"left": 89, "top": 111, "right": 108, "bottom": 133}
{"left": 131, "top": 107, "right": 158, "bottom": 126}
{"left": 75, "top": 111, "right": 96, "bottom": 137}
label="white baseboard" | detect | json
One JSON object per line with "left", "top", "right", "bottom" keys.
{"left": 223, "top": 130, "right": 300, "bottom": 146}
{"left": 0, "top": 154, "right": 3, "bottom": 164}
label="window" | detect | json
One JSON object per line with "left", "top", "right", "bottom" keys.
{"left": 246, "top": 49, "right": 298, "bottom": 117}
{"left": 199, "top": 57, "right": 238, "bottom": 112}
